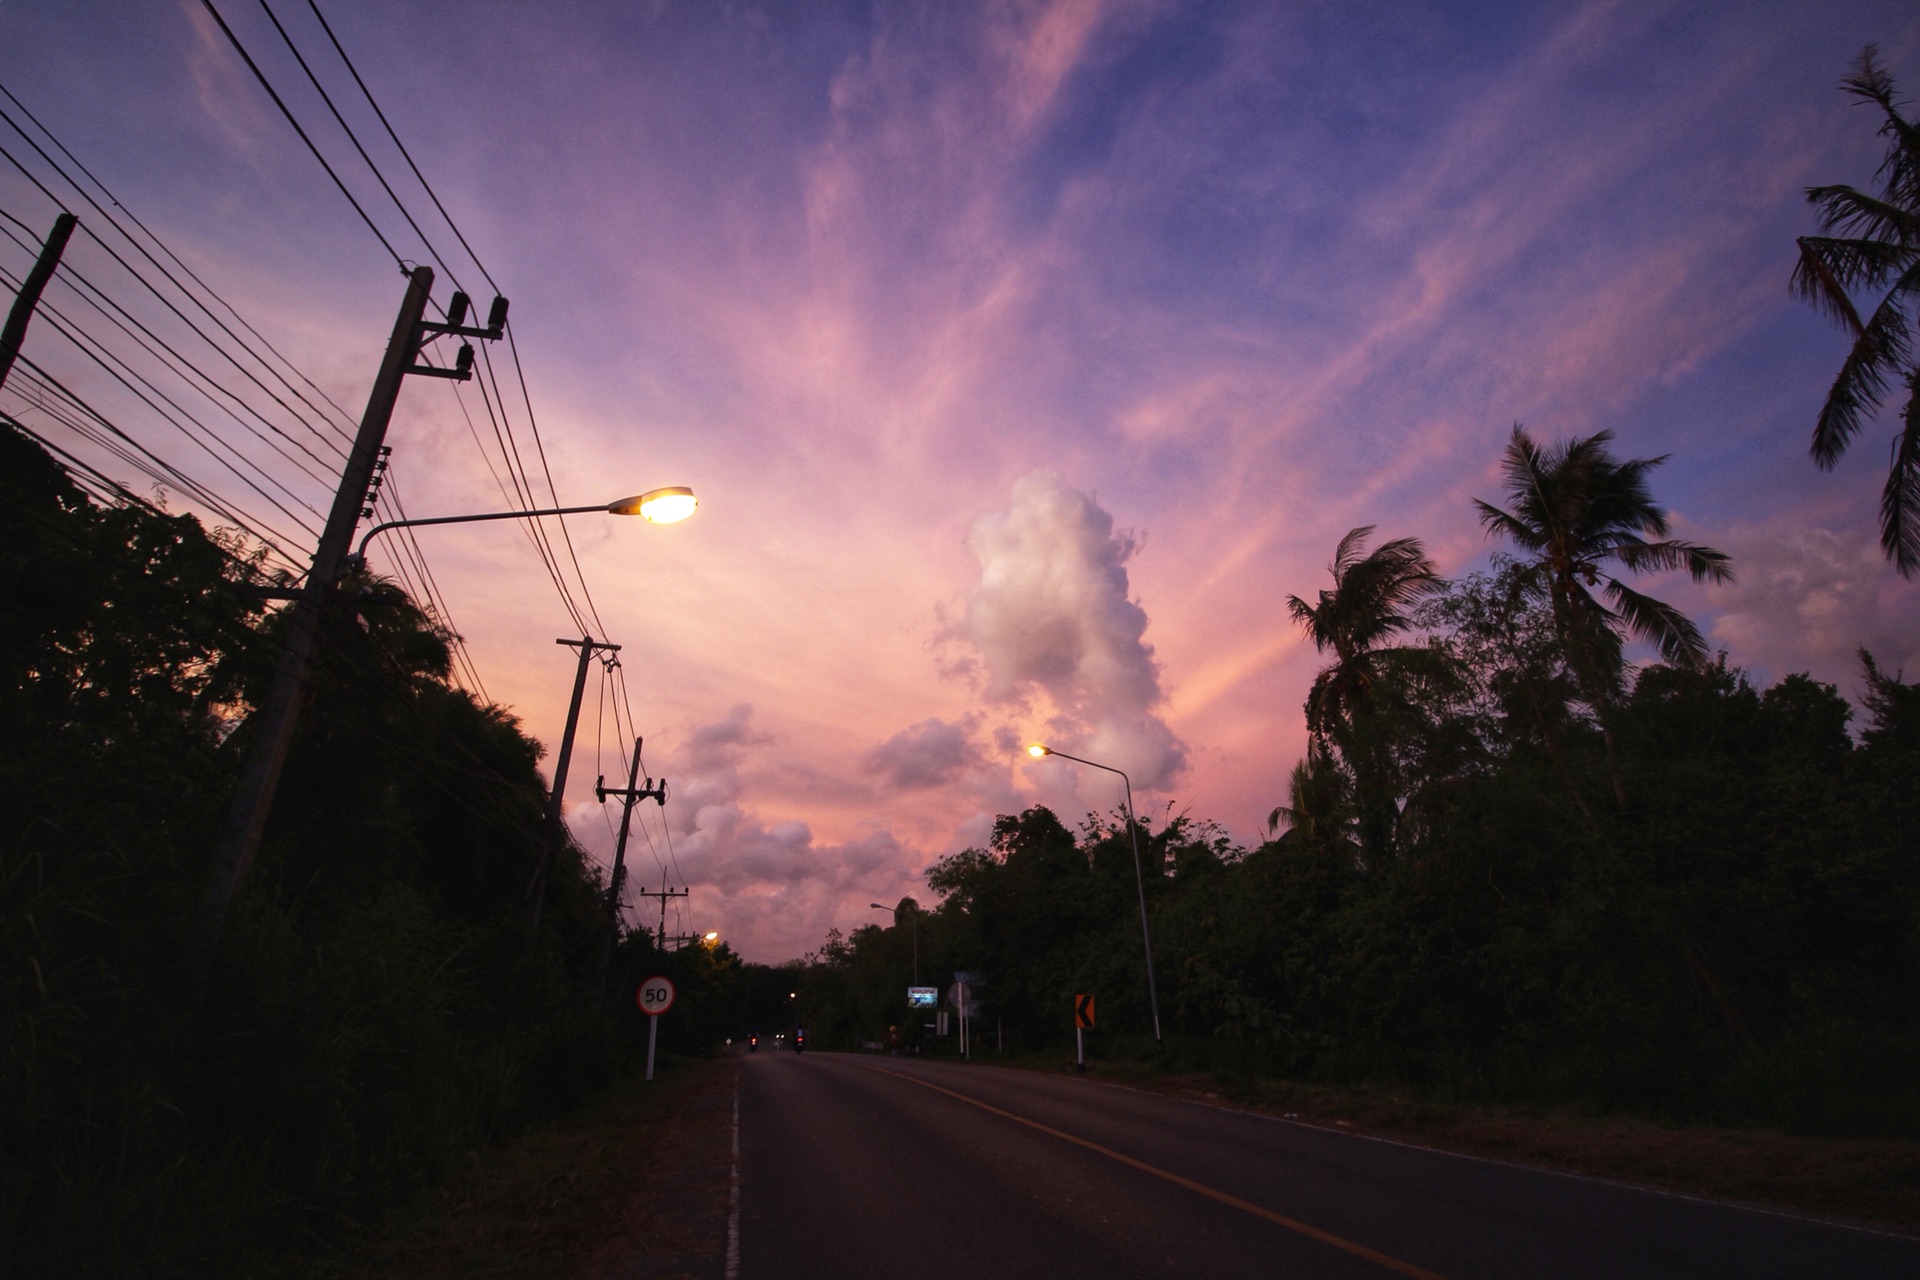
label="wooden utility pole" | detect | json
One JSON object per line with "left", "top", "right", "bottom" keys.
{"left": 525, "top": 636, "right": 621, "bottom": 936}
{"left": 593, "top": 736, "right": 667, "bottom": 1007}
{"left": 0, "top": 212, "right": 77, "bottom": 392}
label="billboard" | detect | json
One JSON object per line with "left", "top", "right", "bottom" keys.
{"left": 907, "top": 986, "right": 938, "bottom": 1008}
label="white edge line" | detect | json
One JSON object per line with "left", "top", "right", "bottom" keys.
{"left": 851, "top": 1056, "right": 1920, "bottom": 1246}
{"left": 1089, "top": 1075, "right": 1920, "bottom": 1246}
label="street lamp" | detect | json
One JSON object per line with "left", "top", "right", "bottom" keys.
{"left": 870, "top": 901, "right": 919, "bottom": 986}
{"left": 338, "top": 486, "right": 696, "bottom": 937}
{"left": 1026, "top": 743, "right": 1163, "bottom": 1048}
{"left": 349, "top": 486, "right": 697, "bottom": 570}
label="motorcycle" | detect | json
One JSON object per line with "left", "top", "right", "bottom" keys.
{"left": 748, "top": 1033, "right": 759, "bottom": 1052}
{"left": 792, "top": 1028, "right": 806, "bottom": 1055}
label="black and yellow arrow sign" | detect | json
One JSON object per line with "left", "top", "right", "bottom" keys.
{"left": 1074, "top": 993, "right": 1096, "bottom": 1029}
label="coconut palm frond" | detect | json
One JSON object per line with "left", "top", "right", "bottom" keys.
{"left": 1883, "top": 367, "right": 1920, "bottom": 576}
{"left": 1793, "top": 237, "right": 1872, "bottom": 332}
{"left": 1473, "top": 499, "right": 1538, "bottom": 550}
{"left": 1799, "top": 49, "right": 1920, "bottom": 574}
{"left": 1615, "top": 538, "right": 1735, "bottom": 584}
{"left": 1331, "top": 525, "right": 1378, "bottom": 578}
{"left": 1605, "top": 578, "right": 1708, "bottom": 667}
{"left": 1806, "top": 185, "right": 1920, "bottom": 247}
{"left": 1813, "top": 294, "right": 1912, "bottom": 467}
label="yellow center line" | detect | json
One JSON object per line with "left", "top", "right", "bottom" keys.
{"left": 867, "top": 1066, "right": 1450, "bottom": 1280}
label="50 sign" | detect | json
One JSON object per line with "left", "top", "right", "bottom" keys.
{"left": 638, "top": 976, "right": 676, "bottom": 1017}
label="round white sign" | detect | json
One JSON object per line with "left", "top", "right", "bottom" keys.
{"left": 637, "top": 975, "right": 676, "bottom": 1016}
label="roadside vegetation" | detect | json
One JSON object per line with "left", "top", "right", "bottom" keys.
{"left": 0, "top": 421, "right": 736, "bottom": 1276}
{"left": 792, "top": 424, "right": 1920, "bottom": 1143}
{"left": 4, "top": 40, "right": 1917, "bottom": 1275}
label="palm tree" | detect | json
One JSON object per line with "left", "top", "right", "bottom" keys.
{"left": 1792, "top": 45, "right": 1920, "bottom": 576}
{"left": 1475, "top": 425, "right": 1733, "bottom": 806}
{"left": 1266, "top": 747, "right": 1358, "bottom": 867}
{"left": 1287, "top": 526, "right": 1444, "bottom": 862}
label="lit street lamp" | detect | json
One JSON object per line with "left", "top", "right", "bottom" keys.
{"left": 349, "top": 485, "right": 697, "bottom": 570}
{"left": 338, "top": 484, "right": 697, "bottom": 937}
{"left": 870, "top": 901, "right": 919, "bottom": 986}
{"left": 1027, "top": 743, "right": 1163, "bottom": 1048}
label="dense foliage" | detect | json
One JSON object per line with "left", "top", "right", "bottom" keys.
{"left": 0, "top": 423, "right": 733, "bottom": 1276}
{"left": 792, "top": 432, "right": 1919, "bottom": 1140}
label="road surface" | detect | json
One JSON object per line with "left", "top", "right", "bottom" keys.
{"left": 734, "top": 1051, "right": 1917, "bottom": 1279}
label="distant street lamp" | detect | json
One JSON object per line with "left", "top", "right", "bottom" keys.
{"left": 349, "top": 485, "right": 697, "bottom": 570}
{"left": 870, "top": 901, "right": 919, "bottom": 986}
{"left": 1027, "top": 743, "right": 1163, "bottom": 1048}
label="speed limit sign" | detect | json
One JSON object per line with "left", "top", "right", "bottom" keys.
{"left": 637, "top": 975, "right": 676, "bottom": 1016}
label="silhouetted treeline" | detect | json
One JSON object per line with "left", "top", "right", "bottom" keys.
{"left": 795, "top": 430, "right": 1919, "bottom": 1139}
{"left": 0, "top": 423, "right": 735, "bottom": 1276}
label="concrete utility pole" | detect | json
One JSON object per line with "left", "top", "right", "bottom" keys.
{"left": 525, "top": 636, "right": 621, "bottom": 936}
{"left": 198, "top": 267, "right": 506, "bottom": 977}
{"left": 0, "top": 212, "right": 77, "bottom": 393}
{"left": 594, "top": 736, "right": 667, "bottom": 1007}
{"left": 634, "top": 885, "right": 690, "bottom": 950}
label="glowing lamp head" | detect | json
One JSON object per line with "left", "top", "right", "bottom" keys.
{"left": 608, "top": 486, "right": 698, "bottom": 523}
{"left": 704, "top": 931, "right": 719, "bottom": 942}
{"left": 1027, "top": 743, "right": 1051, "bottom": 758}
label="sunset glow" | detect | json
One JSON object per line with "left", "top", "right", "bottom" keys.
{"left": 3, "top": 1, "right": 1916, "bottom": 963}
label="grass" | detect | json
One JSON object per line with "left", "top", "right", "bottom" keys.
{"left": 284, "top": 1054, "right": 736, "bottom": 1280}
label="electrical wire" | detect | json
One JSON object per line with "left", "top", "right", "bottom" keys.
{"left": 0, "top": 107, "right": 357, "bottom": 462}
{"left": 6, "top": 285, "right": 326, "bottom": 540}
{"left": 0, "top": 74, "right": 500, "bottom": 707}
{"left": 254, "top": 0, "right": 462, "bottom": 291}
{"left": 9, "top": 358, "right": 309, "bottom": 566}
{"left": 197, "top": 0, "right": 406, "bottom": 270}
{"left": 304, "top": 0, "right": 500, "bottom": 295}
{"left": 0, "top": 81, "right": 360, "bottom": 448}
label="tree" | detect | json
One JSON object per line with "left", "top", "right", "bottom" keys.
{"left": 1792, "top": 46, "right": 1920, "bottom": 575}
{"left": 1286, "top": 526, "right": 1445, "bottom": 862}
{"left": 1474, "top": 426, "right": 1732, "bottom": 806}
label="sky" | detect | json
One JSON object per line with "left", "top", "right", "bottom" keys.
{"left": 3, "top": 0, "right": 1917, "bottom": 962}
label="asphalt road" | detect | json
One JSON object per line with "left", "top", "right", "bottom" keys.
{"left": 735, "top": 1050, "right": 1918, "bottom": 1279}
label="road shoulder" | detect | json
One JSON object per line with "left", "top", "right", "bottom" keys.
{"left": 289, "top": 1056, "right": 736, "bottom": 1280}
{"left": 989, "top": 1057, "right": 1920, "bottom": 1235}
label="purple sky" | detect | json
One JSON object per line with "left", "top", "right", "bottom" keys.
{"left": 4, "top": 1, "right": 1918, "bottom": 961}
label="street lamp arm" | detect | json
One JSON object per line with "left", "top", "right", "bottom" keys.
{"left": 354, "top": 502, "right": 611, "bottom": 565}
{"left": 1032, "top": 747, "right": 1130, "bottom": 789}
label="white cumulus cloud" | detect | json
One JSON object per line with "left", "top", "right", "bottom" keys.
{"left": 962, "top": 470, "right": 1187, "bottom": 790}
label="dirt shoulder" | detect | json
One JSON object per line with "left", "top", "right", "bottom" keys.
{"left": 1026, "top": 1057, "right": 1920, "bottom": 1235}
{"left": 290, "top": 1055, "right": 736, "bottom": 1280}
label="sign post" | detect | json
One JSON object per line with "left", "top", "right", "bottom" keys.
{"left": 1074, "top": 993, "right": 1095, "bottom": 1072}
{"left": 637, "top": 974, "right": 676, "bottom": 1081}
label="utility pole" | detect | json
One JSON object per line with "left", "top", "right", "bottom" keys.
{"left": 634, "top": 885, "right": 690, "bottom": 950}
{"left": 593, "top": 736, "right": 666, "bottom": 1007}
{"left": 525, "top": 636, "right": 621, "bottom": 936}
{"left": 0, "top": 212, "right": 77, "bottom": 393}
{"left": 197, "top": 267, "right": 506, "bottom": 978}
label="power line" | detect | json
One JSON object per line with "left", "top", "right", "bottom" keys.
{"left": 5, "top": 279, "right": 326, "bottom": 540}
{"left": 254, "top": 0, "right": 462, "bottom": 290}
{"left": 0, "top": 222, "right": 342, "bottom": 488}
{"left": 9, "top": 358, "right": 310, "bottom": 566}
{"left": 0, "top": 105, "right": 359, "bottom": 460}
{"left": 0, "top": 80, "right": 359, "bottom": 449}
{"left": 197, "top": 0, "right": 406, "bottom": 270}
{"left": 304, "top": 0, "right": 499, "bottom": 294}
